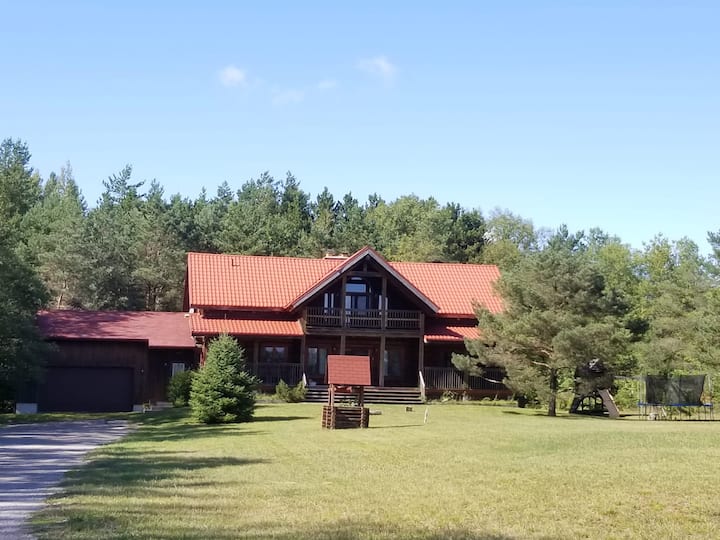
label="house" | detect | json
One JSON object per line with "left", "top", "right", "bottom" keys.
{"left": 185, "top": 246, "right": 508, "bottom": 399}
{"left": 31, "top": 311, "right": 197, "bottom": 413}
{"left": 29, "top": 246, "right": 508, "bottom": 413}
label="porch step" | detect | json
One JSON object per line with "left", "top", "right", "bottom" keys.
{"left": 304, "top": 386, "right": 423, "bottom": 405}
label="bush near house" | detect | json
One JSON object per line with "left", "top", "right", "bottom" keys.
{"left": 167, "top": 370, "right": 195, "bottom": 407}
{"left": 189, "top": 334, "right": 258, "bottom": 424}
{"left": 275, "top": 379, "right": 306, "bottom": 402}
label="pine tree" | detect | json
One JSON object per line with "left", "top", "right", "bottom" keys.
{"left": 461, "top": 227, "right": 631, "bottom": 416}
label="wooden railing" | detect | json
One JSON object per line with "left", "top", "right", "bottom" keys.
{"left": 305, "top": 307, "right": 421, "bottom": 330}
{"left": 255, "top": 362, "right": 303, "bottom": 386}
{"left": 423, "top": 367, "right": 464, "bottom": 389}
{"left": 423, "top": 367, "right": 506, "bottom": 391}
{"left": 386, "top": 310, "right": 422, "bottom": 330}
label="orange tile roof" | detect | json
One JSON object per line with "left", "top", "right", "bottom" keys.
{"left": 391, "top": 261, "right": 502, "bottom": 317}
{"left": 37, "top": 310, "right": 195, "bottom": 349}
{"left": 327, "top": 355, "right": 371, "bottom": 386}
{"left": 189, "top": 314, "right": 302, "bottom": 337}
{"left": 187, "top": 252, "right": 342, "bottom": 310}
{"left": 424, "top": 321, "right": 480, "bottom": 343}
{"left": 186, "top": 248, "right": 502, "bottom": 317}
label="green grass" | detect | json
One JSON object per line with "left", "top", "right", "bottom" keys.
{"left": 32, "top": 404, "right": 720, "bottom": 539}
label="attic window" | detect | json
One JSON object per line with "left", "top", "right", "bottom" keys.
{"left": 231, "top": 258, "right": 242, "bottom": 266}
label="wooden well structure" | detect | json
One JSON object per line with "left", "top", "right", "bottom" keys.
{"left": 322, "top": 355, "right": 371, "bottom": 429}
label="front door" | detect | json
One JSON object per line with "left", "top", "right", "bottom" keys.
{"left": 383, "top": 347, "right": 405, "bottom": 387}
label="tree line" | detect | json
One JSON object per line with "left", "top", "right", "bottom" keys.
{"left": 2, "top": 136, "right": 720, "bottom": 412}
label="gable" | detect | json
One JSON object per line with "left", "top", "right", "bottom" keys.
{"left": 288, "top": 247, "right": 440, "bottom": 313}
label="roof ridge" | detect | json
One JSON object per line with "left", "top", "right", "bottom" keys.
{"left": 187, "top": 251, "right": 342, "bottom": 263}
{"left": 391, "top": 260, "right": 499, "bottom": 269}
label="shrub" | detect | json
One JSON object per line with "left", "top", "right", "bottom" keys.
{"left": 190, "top": 334, "right": 258, "bottom": 424}
{"left": 167, "top": 370, "right": 194, "bottom": 407}
{"left": 275, "top": 379, "right": 307, "bottom": 402}
{"left": 613, "top": 379, "right": 639, "bottom": 410}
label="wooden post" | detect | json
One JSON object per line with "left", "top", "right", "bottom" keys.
{"left": 418, "top": 313, "right": 425, "bottom": 381}
{"left": 381, "top": 276, "right": 388, "bottom": 329}
{"left": 340, "top": 275, "right": 347, "bottom": 328}
{"left": 253, "top": 341, "right": 260, "bottom": 379}
{"left": 379, "top": 334, "right": 386, "bottom": 387}
{"left": 340, "top": 335, "right": 346, "bottom": 355}
{"left": 300, "top": 334, "right": 307, "bottom": 374}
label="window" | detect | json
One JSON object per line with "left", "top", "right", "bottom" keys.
{"left": 307, "top": 347, "right": 328, "bottom": 376}
{"left": 261, "top": 345, "right": 287, "bottom": 363}
{"left": 383, "top": 349, "right": 402, "bottom": 377}
{"left": 171, "top": 363, "right": 186, "bottom": 376}
{"left": 346, "top": 279, "right": 367, "bottom": 294}
{"left": 344, "top": 277, "right": 381, "bottom": 311}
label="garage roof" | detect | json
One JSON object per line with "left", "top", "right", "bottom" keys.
{"left": 37, "top": 310, "right": 195, "bottom": 349}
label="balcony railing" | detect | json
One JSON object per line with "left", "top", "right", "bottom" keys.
{"left": 305, "top": 307, "right": 420, "bottom": 330}
{"left": 423, "top": 367, "right": 507, "bottom": 391}
{"left": 255, "top": 362, "right": 303, "bottom": 386}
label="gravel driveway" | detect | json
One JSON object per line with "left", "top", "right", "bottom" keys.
{"left": 0, "top": 420, "right": 133, "bottom": 540}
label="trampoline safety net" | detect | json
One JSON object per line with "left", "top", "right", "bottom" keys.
{"left": 645, "top": 375, "right": 706, "bottom": 406}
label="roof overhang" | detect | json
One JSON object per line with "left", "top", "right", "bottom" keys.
{"left": 424, "top": 320, "right": 480, "bottom": 343}
{"left": 189, "top": 314, "right": 303, "bottom": 337}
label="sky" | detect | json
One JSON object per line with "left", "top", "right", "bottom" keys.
{"left": 1, "top": 1, "right": 718, "bottom": 252}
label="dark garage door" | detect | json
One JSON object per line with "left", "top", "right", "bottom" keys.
{"left": 38, "top": 367, "right": 134, "bottom": 412}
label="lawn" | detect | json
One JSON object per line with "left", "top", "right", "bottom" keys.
{"left": 32, "top": 403, "right": 720, "bottom": 539}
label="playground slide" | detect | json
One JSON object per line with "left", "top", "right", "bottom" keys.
{"left": 598, "top": 389, "right": 620, "bottom": 418}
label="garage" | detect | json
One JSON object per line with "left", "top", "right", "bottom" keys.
{"left": 38, "top": 366, "right": 134, "bottom": 412}
{"left": 34, "top": 310, "right": 197, "bottom": 413}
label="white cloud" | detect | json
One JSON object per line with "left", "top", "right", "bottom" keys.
{"left": 357, "top": 55, "right": 397, "bottom": 82}
{"left": 218, "top": 65, "right": 247, "bottom": 87}
{"left": 317, "top": 79, "right": 338, "bottom": 91}
{"left": 272, "top": 89, "right": 305, "bottom": 106}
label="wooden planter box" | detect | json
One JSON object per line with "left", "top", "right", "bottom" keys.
{"left": 322, "top": 405, "right": 369, "bottom": 429}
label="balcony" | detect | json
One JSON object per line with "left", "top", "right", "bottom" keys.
{"left": 305, "top": 307, "right": 421, "bottom": 330}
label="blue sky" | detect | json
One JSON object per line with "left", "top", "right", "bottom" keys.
{"left": 1, "top": 1, "right": 718, "bottom": 251}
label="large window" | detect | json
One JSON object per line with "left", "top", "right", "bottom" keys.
{"left": 345, "top": 277, "right": 381, "bottom": 311}
{"left": 307, "top": 347, "right": 329, "bottom": 377}
{"left": 261, "top": 345, "right": 287, "bottom": 363}
{"left": 383, "top": 349, "right": 402, "bottom": 377}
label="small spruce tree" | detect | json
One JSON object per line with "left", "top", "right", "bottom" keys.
{"left": 190, "top": 334, "right": 258, "bottom": 423}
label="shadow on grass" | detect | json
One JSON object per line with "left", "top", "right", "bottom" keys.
{"left": 36, "top": 511, "right": 518, "bottom": 540}
{"left": 252, "top": 415, "right": 312, "bottom": 422}
{"left": 0, "top": 411, "right": 136, "bottom": 425}
{"left": 368, "top": 424, "right": 423, "bottom": 429}
{"left": 64, "top": 447, "right": 268, "bottom": 489}
{"left": 501, "top": 410, "right": 548, "bottom": 417}
{"left": 128, "top": 408, "right": 265, "bottom": 442}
